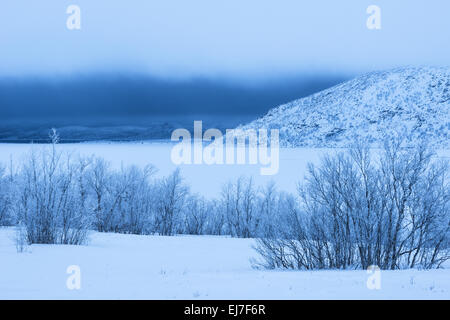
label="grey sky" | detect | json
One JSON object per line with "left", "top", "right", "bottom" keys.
{"left": 1, "top": 0, "right": 449, "bottom": 79}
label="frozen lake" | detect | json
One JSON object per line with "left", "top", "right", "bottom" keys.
{"left": 0, "top": 142, "right": 448, "bottom": 197}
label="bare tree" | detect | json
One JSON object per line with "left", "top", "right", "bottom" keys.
{"left": 16, "top": 139, "right": 90, "bottom": 245}
{"left": 254, "top": 139, "right": 449, "bottom": 270}
{"left": 0, "top": 164, "right": 13, "bottom": 226}
{"left": 154, "top": 169, "right": 188, "bottom": 236}
{"left": 221, "top": 177, "right": 259, "bottom": 238}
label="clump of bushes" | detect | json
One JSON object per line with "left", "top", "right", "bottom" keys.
{"left": 254, "top": 141, "right": 449, "bottom": 270}
{"left": 1, "top": 134, "right": 448, "bottom": 270}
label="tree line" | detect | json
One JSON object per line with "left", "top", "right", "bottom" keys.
{"left": 0, "top": 135, "right": 448, "bottom": 270}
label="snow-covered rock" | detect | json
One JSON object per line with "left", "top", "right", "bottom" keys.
{"left": 239, "top": 67, "right": 450, "bottom": 147}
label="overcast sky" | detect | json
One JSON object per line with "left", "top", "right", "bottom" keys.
{"left": 1, "top": 0, "right": 449, "bottom": 80}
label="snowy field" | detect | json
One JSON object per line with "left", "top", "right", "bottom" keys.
{"left": 0, "top": 142, "right": 449, "bottom": 197}
{"left": 0, "top": 227, "right": 449, "bottom": 299}
{"left": 0, "top": 143, "right": 449, "bottom": 299}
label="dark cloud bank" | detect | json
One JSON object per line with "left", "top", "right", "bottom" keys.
{"left": 0, "top": 74, "right": 347, "bottom": 142}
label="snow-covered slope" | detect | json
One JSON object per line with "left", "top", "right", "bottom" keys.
{"left": 239, "top": 67, "right": 450, "bottom": 147}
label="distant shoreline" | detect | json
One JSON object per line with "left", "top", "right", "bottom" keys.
{"left": 0, "top": 138, "right": 175, "bottom": 144}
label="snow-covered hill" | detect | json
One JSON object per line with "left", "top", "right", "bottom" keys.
{"left": 239, "top": 67, "right": 450, "bottom": 148}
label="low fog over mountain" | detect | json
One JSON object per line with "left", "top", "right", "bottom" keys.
{"left": 0, "top": 74, "right": 345, "bottom": 142}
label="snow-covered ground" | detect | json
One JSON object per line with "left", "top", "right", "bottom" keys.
{"left": 0, "top": 143, "right": 449, "bottom": 299}
{"left": 0, "top": 227, "right": 448, "bottom": 299}
{"left": 0, "top": 143, "right": 449, "bottom": 197}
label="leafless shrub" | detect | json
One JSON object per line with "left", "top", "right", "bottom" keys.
{"left": 255, "top": 139, "right": 449, "bottom": 270}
